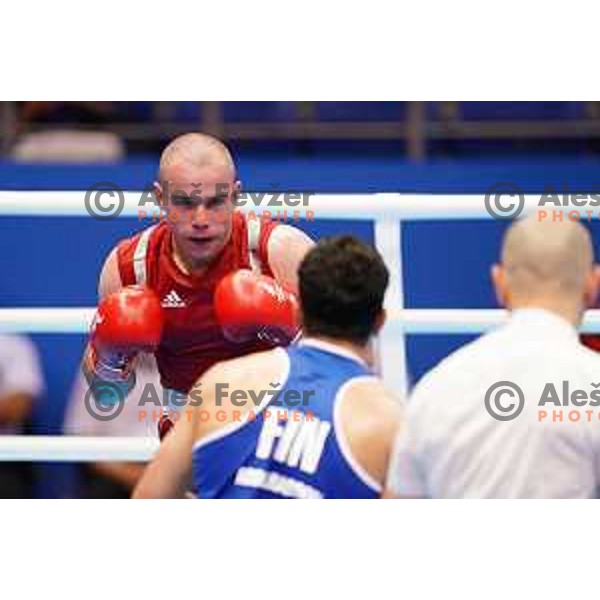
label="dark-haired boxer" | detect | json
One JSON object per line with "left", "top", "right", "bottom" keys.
{"left": 134, "top": 236, "right": 403, "bottom": 499}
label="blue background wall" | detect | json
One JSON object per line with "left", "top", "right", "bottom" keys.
{"left": 2, "top": 154, "right": 600, "bottom": 496}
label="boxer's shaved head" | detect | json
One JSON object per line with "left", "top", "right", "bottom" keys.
{"left": 159, "top": 132, "right": 236, "bottom": 181}
{"left": 493, "top": 215, "right": 599, "bottom": 323}
{"left": 154, "top": 133, "right": 239, "bottom": 273}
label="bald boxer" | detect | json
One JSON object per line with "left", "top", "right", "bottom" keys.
{"left": 133, "top": 236, "right": 403, "bottom": 499}
{"left": 388, "top": 215, "right": 600, "bottom": 498}
{"left": 84, "top": 133, "right": 313, "bottom": 435}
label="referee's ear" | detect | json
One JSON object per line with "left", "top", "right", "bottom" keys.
{"left": 491, "top": 264, "right": 510, "bottom": 309}
{"left": 583, "top": 265, "right": 600, "bottom": 309}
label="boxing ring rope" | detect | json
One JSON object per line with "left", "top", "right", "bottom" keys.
{"left": 0, "top": 436, "right": 159, "bottom": 462}
{"left": 4, "top": 306, "right": 600, "bottom": 335}
{"left": 0, "top": 190, "right": 545, "bottom": 219}
{"left": 0, "top": 190, "right": 593, "bottom": 462}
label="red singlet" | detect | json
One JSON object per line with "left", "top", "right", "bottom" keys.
{"left": 116, "top": 212, "right": 278, "bottom": 392}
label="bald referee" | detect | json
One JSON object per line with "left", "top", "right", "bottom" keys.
{"left": 388, "top": 215, "right": 600, "bottom": 499}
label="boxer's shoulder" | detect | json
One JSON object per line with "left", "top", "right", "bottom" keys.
{"left": 190, "top": 348, "right": 289, "bottom": 440}
{"left": 113, "top": 223, "right": 170, "bottom": 287}
{"left": 337, "top": 376, "right": 403, "bottom": 438}
{"left": 203, "top": 347, "right": 289, "bottom": 394}
{"left": 116, "top": 222, "right": 169, "bottom": 261}
{"left": 334, "top": 376, "right": 403, "bottom": 490}
{"left": 97, "top": 226, "right": 167, "bottom": 295}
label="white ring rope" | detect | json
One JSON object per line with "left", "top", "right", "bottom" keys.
{"left": 0, "top": 436, "right": 159, "bottom": 462}
{"left": 0, "top": 190, "right": 580, "bottom": 220}
{"left": 2, "top": 190, "right": 599, "bottom": 462}
{"left": 3, "top": 307, "right": 600, "bottom": 334}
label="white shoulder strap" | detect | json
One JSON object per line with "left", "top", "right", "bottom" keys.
{"left": 133, "top": 225, "right": 157, "bottom": 285}
{"left": 246, "top": 218, "right": 263, "bottom": 274}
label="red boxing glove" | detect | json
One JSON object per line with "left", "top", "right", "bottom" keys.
{"left": 92, "top": 285, "right": 163, "bottom": 354}
{"left": 214, "top": 270, "right": 300, "bottom": 345}
{"left": 85, "top": 286, "right": 164, "bottom": 391}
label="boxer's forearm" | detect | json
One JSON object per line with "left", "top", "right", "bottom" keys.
{"left": 133, "top": 459, "right": 191, "bottom": 499}
{"left": 133, "top": 417, "right": 193, "bottom": 499}
{"left": 91, "top": 461, "right": 146, "bottom": 491}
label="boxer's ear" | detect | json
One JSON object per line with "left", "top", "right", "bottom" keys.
{"left": 154, "top": 181, "right": 164, "bottom": 207}
{"left": 373, "top": 308, "right": 387, "bottom": 336}
{"left": 230, "top": 180, "right": 242, "bottom": 206}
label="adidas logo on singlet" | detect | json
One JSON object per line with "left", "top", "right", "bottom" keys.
{"left": 161, "top": 290, "right": 186, "bottom": 308}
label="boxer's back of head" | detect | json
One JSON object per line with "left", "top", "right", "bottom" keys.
{"left": 299, "top": 236, "right": 389, "bottom": 345}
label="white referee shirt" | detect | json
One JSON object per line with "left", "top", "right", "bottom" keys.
{"left": 0, "top": 334, "right": 45, "bottom": 435}
{"left": 388, "top": 309, "right": 600, "bottom": 499}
